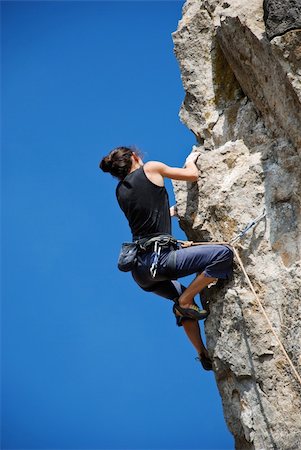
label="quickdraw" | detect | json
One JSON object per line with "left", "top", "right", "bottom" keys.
{"left": 150, "top": 240, "right": 162, "bottom": 278}
{"left": 230, "top": 208, "right": 266, "bottom": 244}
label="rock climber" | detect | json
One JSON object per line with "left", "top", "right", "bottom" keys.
{"left": 99, "top": 146, "right": 233, "bottom": 371}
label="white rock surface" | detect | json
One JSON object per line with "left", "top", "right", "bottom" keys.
{"left": 172, "top": 1, "right": 301, "bottom": 448}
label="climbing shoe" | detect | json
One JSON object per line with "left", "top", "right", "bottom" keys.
{"left": 196, "top": 352, "right": 213, "bottom": 371}
{"left": 174, "top": 301, "right": 209, "bottom": 321}
{"left": 172, "top": 304, "right": 195, "bottom": 327}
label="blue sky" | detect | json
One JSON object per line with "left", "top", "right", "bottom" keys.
{"left": 2, "top": 1, "right": 234, "bottom": 449}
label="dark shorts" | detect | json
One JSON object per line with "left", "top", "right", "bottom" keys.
{"left": 131, "top": 244, "right": 233, "bottom": 301}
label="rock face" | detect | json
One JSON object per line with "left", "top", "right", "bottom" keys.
{"left": 172, "top": 1, "right": 301, "bottom": 449}
{"left": 263, "top": 0, "right": 301, "bottom": 41}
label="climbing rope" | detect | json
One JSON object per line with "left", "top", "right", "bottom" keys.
{"left": 232, "top": 246, "right": 301, "bottom": 386}
{"left": 177, "top": 210, "right": 301, "bottom": 386}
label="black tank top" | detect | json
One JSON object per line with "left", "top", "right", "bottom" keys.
{"left": 116, "top": 166, "right": 171, "bottom": 240}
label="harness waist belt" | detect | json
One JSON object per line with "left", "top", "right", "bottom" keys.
{"left": 136, "top": 234, "right": 178, "bottom": 252}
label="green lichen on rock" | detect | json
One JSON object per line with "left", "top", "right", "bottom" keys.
{"left": 212, "top": 41, "right": 243, "bottom": 109}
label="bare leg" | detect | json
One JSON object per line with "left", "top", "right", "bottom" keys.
{"left": 178, "top": 271, "right": 217, "bottom": 309}
{"left": 181, "top": 319, "right": 209, "bottom": 357}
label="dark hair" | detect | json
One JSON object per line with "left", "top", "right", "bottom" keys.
{"left": 99, "top": 146, "right": 140, "bottom": 180}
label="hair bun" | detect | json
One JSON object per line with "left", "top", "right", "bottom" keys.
{"left": 99, "top": 146, "right": 138, "bottom": 180}
{"left": 99, "top": 155, "right": 112, "bottom": 172}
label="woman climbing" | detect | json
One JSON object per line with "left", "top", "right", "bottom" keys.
{"left": 99, "top": 146, "right": 233, "bottom": 371}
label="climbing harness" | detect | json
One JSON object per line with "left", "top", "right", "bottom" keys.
{"left": 117, "top": 234, "right": 177, "bottom": 275}
{"left": 178, "top": 210, "right": 301, "bottom": 387}
{"left": 148, "top": 235, "right": 178, "bottom": 278}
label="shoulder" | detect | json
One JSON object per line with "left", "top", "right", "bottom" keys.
{"left": 143, "top": 161, "right": 165, "bottom": 187}
{"left": 144, "top": 161, "right": 165, "bottom": 171}
{"left": 144, "top": 161, "right": 170, "bottom": 178}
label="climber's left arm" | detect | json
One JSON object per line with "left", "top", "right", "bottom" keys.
{"left": 170, "top": 205, "right": 179, "bottom": 217}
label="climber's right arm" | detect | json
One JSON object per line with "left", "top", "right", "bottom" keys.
{"left": 144, "top": 154, "right": 200, "bottom": 184}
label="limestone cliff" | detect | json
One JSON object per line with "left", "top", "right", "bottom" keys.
{"left": 172, "top": 1, "right": 301, "bottom": 448}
